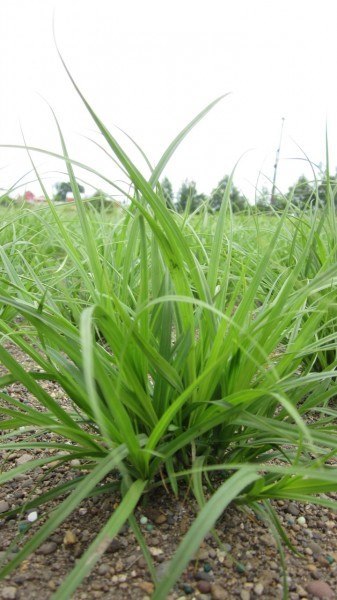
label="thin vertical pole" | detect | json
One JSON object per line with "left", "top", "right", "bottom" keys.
{"left": 271, "top": 117, "right": 285, "bottom": 205}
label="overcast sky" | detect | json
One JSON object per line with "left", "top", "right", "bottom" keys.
{"left": 1, "top": 0, "right": 336, "bottom": 201}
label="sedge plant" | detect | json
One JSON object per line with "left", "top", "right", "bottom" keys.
{"left": 0, "top": 62, "right": 337, "bottom": 600}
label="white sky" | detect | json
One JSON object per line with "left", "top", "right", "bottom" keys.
{"left": 1, "top": 0, "right": 337, "bottom": 201}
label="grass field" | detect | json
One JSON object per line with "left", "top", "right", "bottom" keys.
{"left": 1, "top": 88, "right": 337, "bottom": 599}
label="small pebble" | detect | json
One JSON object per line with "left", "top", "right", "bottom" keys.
{"left": 1, "top": 587, "right": 17, "bottom": 600}
{"left": 260, "top": 534, "right": 276, "bottom": 547}
{"left": 47, "top": 581, "right": 56, "bottom": 591}
{"left": 308, "top": 541, "right": 323, "bottom": 555}
{"left": 81, "top": 530, "right": 90, "bottom": 542}
{"left": 149, "top": 546, "right": 164, "bottom": 557}
{"left": 115, "top": 559, "right": 124, "bottom": 573}
{"left": 297, "top": 516, "right": 306, "bottom": 526}
{"left": 36, "top": 541, "right": 57, "bottom": 555}
{"left": 204, "top": 563, "right": 212, "bottom": 573}
{"left": 16, "top": 454, "right": 32, "bottom": 465}
{"left": 126, "top": 553, "right": 137, "bottom": 567}
{"left": 136, "top": 557, "right": 146, "bottom": 570}
{"left": 137, "top": 581, "right": 154, "bottom": 594}
{"left": 107, "top": 539, "right": 123, "bottom": 553}
{"left": 287, "top": 503, "right": 300, "bottom": 516}
{"left": 197, "top": 581, "right": 211, "bottom": 594}
{"left": 140, "top": 516, "right": 148, "bottom": 525}
{"left": 216, "top": 550, "right": 226, "bottom": 563}
{"left": 254, "top": 582, "right": 264, "bottom": 596}
{"left": 91, "top": 581, "right": 104, "bottom": 591}
{"left": 150, "top": 536, "right": 160, "bottom": 545}
{"left": 236, "top": 563, "right": 245, "bottom": 573}
{"left": 196, "top": 572, "right": 212, "bottom": 582}
{"left": 27, "top": 511, "right": 38, "bottom": 523}
{"left": 0, "top": 501, "right": 9, "bottom": 514}
{"left": 306, "top": 580, "right": 335, "bottom": 599}
{"left": 97, "top": 564, "right": 109, "bottom": 575}
{"left": 154, "top": 514, "right": 167, "bottom": 525}
{"left": 197, "top": 549, "right": 210, "bottom": 561}
{"left": 18, "top": 522, "right": 29, "bottom": 533}
{"left": 211, "top": 584, "right": 227, "bottom": 600}
{"left": 146, "top": 523, "right": 154, "bottom": 532}
{"left": 316, "top": 555, "right": 330, "bottom": 567}
{"left": 182, "top": 584, "right": 194, "bottom": 594}
{"left": 240, "top": 591, "right": 251, "bottom": 600}
{"left": 156, "top": 555, "right": 165, "bottom": 563}
{"left": 63, "top": 530, "right": 77, "bottom": 546}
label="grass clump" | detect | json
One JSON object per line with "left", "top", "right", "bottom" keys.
{"left": 0, "top": 63, "right": 337, "bottom": 599}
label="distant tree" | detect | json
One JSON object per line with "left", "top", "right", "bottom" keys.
{"left": 196, "top": 192, "right": 208, "bottom": 206}
{"left": 255, "top": 187, "right": 272, "bottom": 212}
{"left": 210, "top": 176, "right": 248, "bottom": 213}
{"left": 53, "top": 181, "right": 85, "bottom": 202}
{"left": 317, "top": 171, "right": 337, "bottom": 207}
{"left": 287, "top": 175, "right": 315, "bottom": 208}
{"left": 159, "top": 177, "right": 175, "bottom": 209}
{"left": 270, "top": 195, "right": 287, "bottom": 211}
{"left": 0, "top": 194, "right": 12, "bottom": 207}
{"left": 176, "top": 180, "right": 204, "bottom": 213}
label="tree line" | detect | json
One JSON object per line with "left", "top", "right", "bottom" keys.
{"left": 160, "top": 172, "right": 337, "bottom": 213}
{"left": 2, "top": 172, "right": 337, "bottom": 212}
{"left": 160, "top": 176, "right": 248, "bottom": 213}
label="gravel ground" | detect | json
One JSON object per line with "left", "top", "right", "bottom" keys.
{"left": 0, "top": 345, "right": 337, "bottom": 600}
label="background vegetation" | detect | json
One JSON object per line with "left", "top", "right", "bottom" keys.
{"left": 3, "top": 167, "right": 337, "bottom": 215}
